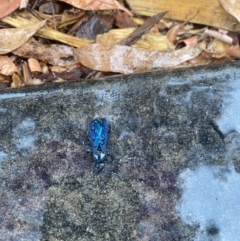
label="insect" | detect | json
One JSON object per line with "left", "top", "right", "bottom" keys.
{"left": 88, "top": 118, "right": 110, "bottom": 174}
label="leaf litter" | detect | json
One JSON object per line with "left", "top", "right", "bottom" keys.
{"left": 0, "top": 0, "right": 240, "bottom": 88}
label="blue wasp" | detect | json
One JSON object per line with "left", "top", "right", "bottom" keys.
{"left": 88, "top": 118, "right": 110, "bottom": 174}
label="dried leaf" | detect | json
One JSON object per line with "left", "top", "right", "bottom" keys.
{"left": 13, "top": 38, "right": 75, "bottom": 66}
{"left": 219, "top": 0, "right": 240, "bottom": 22}
{"left": 188, "top": 52, "right": 214, "bottom": 66}
{"left": 0, "top": 0, "right": 20, "bottom": 19}
{"left": 136, "top": 32, "right": 174, "bottom": 50}
{"left": 204, "top": 28, "right": 235, "bottom": 45}
{"left": 177, "top": 36, "right": 198, "bottom": 47}
{"left": 96, "top": 28, "right": 174, "bottom": 51}
{"left": 0, "top": 20, "right": 46, "bottom": 55}
{"left": 199, "top": 38, "right": 230, "bottom": 58}
{"left": 188, "top": 54, "right": 230, "bottom": 67}
{"left": 0, "top": 56, "right": 19, "bottom": 76}
{"left": 58, "top": 0, "right": 132, "bottom": 16}
{"left": 19, "top": 0, "right": 29, "bottom": 9}
{"left": 74, "top": 44, "right": 202, "bottom": 74}
{"left": 2, "top": 13, "right": 92, "bottom": 47}
{"left": 126, "top": 0, "right": 240, "bottom": 31}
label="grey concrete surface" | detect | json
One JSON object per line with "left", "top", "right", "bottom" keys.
{"left": 0, "top": 63, "right": 240, "bottom": 241}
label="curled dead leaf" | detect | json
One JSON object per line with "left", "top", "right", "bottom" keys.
{"left": 177, "top": 35, "right": 199, "bottom": 47}
{"left": 74, "top": 44, "right": 202, "bottom": 74}
{"left": 204, "top": 28, "right": 234, "bottom": 45}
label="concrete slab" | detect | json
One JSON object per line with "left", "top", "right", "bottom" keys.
{"left": 0, "top": 62, "right": 240, "bottom": 240}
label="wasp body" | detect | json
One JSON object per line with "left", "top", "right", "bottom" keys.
{"left": 88, "top": 118, "right": 109, "bottom": 174}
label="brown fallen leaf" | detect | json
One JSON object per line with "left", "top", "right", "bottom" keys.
{"left": 0, "top": 0, "right": 20, "bottom": 19}
{"left": 13, "top": 38, "right": 75, "bottom": 66}
{"left": 177, "top": 35, "right": 199, "bottom": 47}
{"left": 0, "top": 56, "right": 19, "bottom": 76}
{"left": 0, "top": 20, "right": 46, "bottom": 55}
{"left": 74, "top": 43, "right": 202, "bottom": 74}
{"left": 219, "top": 0, "right": 240, "bottom": 22}
{"left": 57, "top": 0, "right": 132, "bottom": 16}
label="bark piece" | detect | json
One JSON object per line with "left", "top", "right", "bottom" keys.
{"left": 119, "top": 12, "right": 167, "bottom": 46}
{"left": 75, "top": 13, "right": 113, "bottom": 40}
